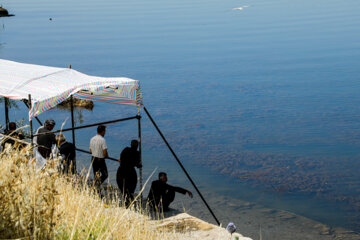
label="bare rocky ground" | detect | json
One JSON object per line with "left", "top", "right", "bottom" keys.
{"left": 158, "top": 213, "right": 252, "bottom": 240}
{"left": 162, "top": 191, "right": 360, "bottom": 240}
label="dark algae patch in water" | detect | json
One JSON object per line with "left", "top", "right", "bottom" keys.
{"left": 141, "top": 126, "right": 360, "bottom": 231}
{"left": 193, "top": 149, "right": 360, "bottom": 231}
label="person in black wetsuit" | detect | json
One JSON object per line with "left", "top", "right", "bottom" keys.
{"left": 116, "top": 140, "right": 142, "bottom": 203}
{"left": 147, "top": 172, "right": 193, "bottom": 211}
{"left": 56, "top": 134, "right": 76, "bottom": 175}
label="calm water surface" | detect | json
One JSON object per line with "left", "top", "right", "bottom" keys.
{"left": 1, "top": 0, "right": 360, "bottom": 232}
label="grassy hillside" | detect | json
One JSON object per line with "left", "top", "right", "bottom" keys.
{"left": 0, "top": 146, "right": 178, "bottom": 240}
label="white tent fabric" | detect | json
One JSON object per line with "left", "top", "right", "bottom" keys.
{"left": 0, "top": 59, "right": 142, "bottom": 119}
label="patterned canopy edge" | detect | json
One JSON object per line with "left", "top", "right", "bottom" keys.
{"left": 0, "top": 59, "right": 143, "bottom": 120}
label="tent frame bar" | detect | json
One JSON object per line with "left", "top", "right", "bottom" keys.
{"left": 69, "top": 65, "right": 77, "bottom": 147}
{"left": 75, "top": 147, "right": 118, "bottom": 162}
{"left": 70, "top": 95, "right": 76, "bottom": 146}
{"left": 31, "top": 115, "right": 139, "bottom": 137}
{"left": 28, "top": 95, "right": 33, "bottom": 148}
{"left": 137, "top": 115, "right": 143, "bottom": 194}
{"left": 4, "top": 97, "right": 9, "bottom": 131}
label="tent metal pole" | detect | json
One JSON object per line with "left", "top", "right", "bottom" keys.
{"left": 137, "top": 115, "right": 143, "bottom": 196}
{"left": 28, "top": 94, "right": 33, "bottom": 148}
{"left": 4, "top": 97, "right": 9, "bottom": 131}
{"left": 143, "top": 106, "right": 221, "bottom": 226}
{"left": 70, "top": 95, "right": 76, "bottom": 146}
{"left": 23, "top": 100, "right": 43, "bottom": 126}
{"left": 75, "top": 147, "right": 118, "bottom": 162}
{"left": 32, "top": 116, "right": 138, "bottom": 137}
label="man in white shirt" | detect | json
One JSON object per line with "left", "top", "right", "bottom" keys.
{"left": 90, "top": 125, "right": 109, "bottom": 186}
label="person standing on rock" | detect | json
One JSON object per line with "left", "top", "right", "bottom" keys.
{"left": 90, "top": 125, "right": 109, "bottom": 186}
{"left": 147, "top": 172, "right": 193, "bottom": 211}
{"left": 116, "top": 140, "right": 142, "bottom": 204}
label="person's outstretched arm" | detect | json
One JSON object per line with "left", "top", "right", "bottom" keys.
{"left": 168, "top": 184, "right": 193, "bottom": 198}
{"left": 186, "top": 190, "right": 193, "bottom": 198}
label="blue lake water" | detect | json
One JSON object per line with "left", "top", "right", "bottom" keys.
{"left": 1, "top": 0, "right": 360, "bottom": 233}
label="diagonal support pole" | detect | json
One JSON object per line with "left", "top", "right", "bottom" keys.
{"left": 143, "top": 106, "right": 221, "bottom": 226}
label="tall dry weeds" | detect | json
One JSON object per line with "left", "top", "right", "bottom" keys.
{"left": 0, "top": 146, "right": 179, "bottom": 240}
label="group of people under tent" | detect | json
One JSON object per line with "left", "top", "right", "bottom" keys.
{"left": 1, "top": 119, "right": 193, "bottom": 211}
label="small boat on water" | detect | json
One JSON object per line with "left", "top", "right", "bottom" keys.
{"left": 0, "top": 6, "right": 14, "bottom": 17}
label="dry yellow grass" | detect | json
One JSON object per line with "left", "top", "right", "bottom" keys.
{"left": 0, "top": 146, "right": 179, "bottom": 240}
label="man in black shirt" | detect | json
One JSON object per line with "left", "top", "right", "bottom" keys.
{"left": 116, "top": 140, "right": 142, "bottom": 203}
{"left": 147, "top": 172, "right": 193, "bottom": 211}
{"left": 56, "top": 134, "right": 76, "bottom": 175}
{"left": 35, "top": 119, "right": 56, "bottom": 158}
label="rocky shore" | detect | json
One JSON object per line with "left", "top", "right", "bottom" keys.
{"left": 166, "top": 190, "right": 360, "bottom": 240}
{"left": 158, "top": 213, "right": 252, "bottom": 240}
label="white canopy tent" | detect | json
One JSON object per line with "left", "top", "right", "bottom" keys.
{"left": 0, "top": 58, "right": 144, "bottom": 192}
{"left": 0, "top": 59, "right": 142, "bottom": 119}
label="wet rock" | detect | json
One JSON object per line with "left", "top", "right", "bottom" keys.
{"left": 333, "top": 228, "right": 360, "bottom": 240}
{"left": 335, "top": 229, "right": 356, "bottom": 235}
{"left": 238, "top": 202, "right": 255, "bottom": 210}
{"left": 0, "top": 7, "right": 8, "bottom": 16}
{"left": 0, "top": 6, "right": 14, "bottom": 17}
{"left": 260, "top": 208, "right": 277, "bottom": 214}
{"left": 277, "top": 211, "right": 296, "bottom": 221}
{"left": 314, "top": 223, "right": 332, "bottom": 235}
